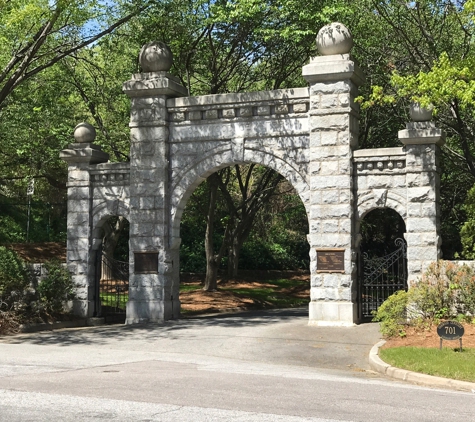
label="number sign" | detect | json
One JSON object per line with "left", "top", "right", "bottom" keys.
{"left": 437, "top": 321, "right": 464, "bottom": 341}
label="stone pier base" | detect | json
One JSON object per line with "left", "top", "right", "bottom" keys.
{"left": 308, "top": 301, "right": 357, "bottom": 326}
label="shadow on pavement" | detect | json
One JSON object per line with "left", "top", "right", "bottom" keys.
{"left": 2, "top": 308, "right": 309, "bottom": 346}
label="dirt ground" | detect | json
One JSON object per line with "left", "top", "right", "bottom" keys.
{"left": 179, "top": 271, "right": 309, "bottom": 314}
{"left": 382, "top": 323, "right": 475, "bottom": 349}
{"left": 5, "top": 242, "right": 66, "bottom": 262}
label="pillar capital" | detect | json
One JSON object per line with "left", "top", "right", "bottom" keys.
{"left": 60, "top": 143, "right": 109, "bottom": 165}
{"left": 123, "top": 72, "right": 188, "bottom": 98}
{"left": 398, "top": 121, "right": 446, "bottom": 147}
{"left": 302, "top": 54, "right": 365, "bottom": 86}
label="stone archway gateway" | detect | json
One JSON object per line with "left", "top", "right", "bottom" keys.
{"left": 61, "top": 23, "right": 444, "bottom": 326}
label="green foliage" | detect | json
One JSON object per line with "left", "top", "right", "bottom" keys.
{"left": 37, "top": 260, "right": 75, "bottom": 314}
{"left": 373, "top": 290, "right": 409, "bottom": 338}
{"left": 408, "top": 261, "right": 462, "bottom": 321}
{"left": 375, "top": 261, "right": 475, "bottom": 337}
{"left": 460, "top": 184, "right": 475, "bottom": 259}
{"left": 238, "top": 236, "right": 308, "bottom": 271}
{"left": 0, "top": 246, "right": 29, "bottom": 307}
{"left": 349, "top": 0, "right": 475, "bottom": 257}
{"left": 180, "top": 167, "right": 309, "bottom": 274}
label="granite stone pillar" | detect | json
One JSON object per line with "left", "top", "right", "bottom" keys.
{"left": 302, "top": 23, "right": 365, "bottom": 325}
{"left": 60, "top": 123, "right": 109, "bottom": 317}
{"left": 399, "top": 113, "right": 445, "bottom": 284}
{"left": 122, "top": 42, "right": 187, "bottom": 323}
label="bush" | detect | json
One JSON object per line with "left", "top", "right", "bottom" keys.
{"left": 409, "top": 261, "right": 475, "bottom": 321}
{"left": 373, "top": 290, "right": 409, "bottom": 337}
{"left": 409, "top": 261, "right": 460, "bottom": 321}
{"left": 374, "top": 261, "right": 475, "bottom": 337}
{"left": 0, "top": 246, "right": 29, "bottom": 307}
{"left": 0, "top": 247, "right": 30, "bottom": 334}
{"left": 37, "top": 260, "right": 75, "bottom": 314}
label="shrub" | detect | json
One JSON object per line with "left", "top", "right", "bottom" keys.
{"left": 373, "top": 290, "right": 409, "bottom": 337}
{"left": 37, "top": 260, "right": 75, "bottom": 314}
{"left": 0, "top": 247, "right": 30, "bottom": 334}
{"left": 409, "top": 261, "right": 475, "bottom": 321}
{"left": 374, "top": 260, "right": 475, "bottom": 337}
{"left": 0, "top": 246, "right": 29, "bottom": 307}
{"left": 408, "top": 261, "right": 460, "bottom": 321}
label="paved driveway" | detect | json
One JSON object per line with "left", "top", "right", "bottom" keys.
{"left": 2, "top": 309, "right": 472, "bottom": 421}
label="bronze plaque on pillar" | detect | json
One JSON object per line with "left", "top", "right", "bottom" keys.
{"left": 134, "top": 252, "right": 159, "bottom": 274}
{"left": 316, "top": 249, "right": 345, "bottom": 273}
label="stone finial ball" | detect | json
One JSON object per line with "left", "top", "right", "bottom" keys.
{"left": 139, "top": 41, "right": 173, "bottom": 72}
{"left": 316, "top": 22, "right": 353, "bottom": 55}
{"left": 74, "top": 122, "right": 96, "bottom": 143}
{"left": 409, "top": 103, "right": 433, "bottom": 121}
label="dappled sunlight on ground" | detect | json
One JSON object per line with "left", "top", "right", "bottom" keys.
{"left": 180, "top": 271, "right": 309, "bottom": 315}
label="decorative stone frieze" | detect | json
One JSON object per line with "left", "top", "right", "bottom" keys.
{"left": 167, "top": 92, "right": 309, "bottom": 124}
{"left": 354, "top": 148, "right": 406, "bottom": 174}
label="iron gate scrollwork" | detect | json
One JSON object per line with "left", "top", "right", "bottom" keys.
{"left": 94, "top": 248, "right": 129, "bottom": 323}
{"left": 358, "top": 238, "right": 407, "bottom": 321}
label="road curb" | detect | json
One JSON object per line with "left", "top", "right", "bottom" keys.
{"left": 369, "top": 340, "right": 475, "bottom": 393}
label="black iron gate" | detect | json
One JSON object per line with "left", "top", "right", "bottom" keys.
{"left": 95, "top": 248, "right": 129, "bottom": 323}
{"left": 358, "top": 238, "right": 408, "bottom": 321}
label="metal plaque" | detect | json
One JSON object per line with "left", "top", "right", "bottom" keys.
{"left": 316, "top": 249, "right": 345, "bottom": 273}
{"left": 134, "top": 252, "right": 158, "bottom": 274}
{"left": 437, "top": 320, "right": 464, "bottom": 352}
{"left": 437, "top": 321, "right": 464, "bottom": 341}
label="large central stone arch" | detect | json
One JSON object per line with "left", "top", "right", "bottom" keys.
{"left": 61, "top": 24, "right": 444, "bottom": 326}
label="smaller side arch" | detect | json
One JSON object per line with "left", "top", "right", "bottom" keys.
{"left": 355, "top": 189, "right": 407, "bottom": 250}
{"left": 91, "top": 200, "right": 130, "bottom": 251}
{"left": 356, "top": 189, "right": 407, "bottom": 222}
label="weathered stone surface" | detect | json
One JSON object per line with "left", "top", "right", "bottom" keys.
{"left": 61, "top": 35, "right": 444, "bottom": 328}
{"left": 222, "top": 108, "right": 236, "bottom": 118}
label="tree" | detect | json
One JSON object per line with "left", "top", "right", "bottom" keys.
{"left": 346, "top": 0, "right": 475, "bottom": 257}
{"left": 0, "top": 0, "right": 145, "bottom": 110}
{"left": 217, "top": 165, "right": 284, "bottom": 278}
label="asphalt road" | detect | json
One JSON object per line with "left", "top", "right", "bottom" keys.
{"left": 0, "top": 309, "right": 473, "bottom": 421}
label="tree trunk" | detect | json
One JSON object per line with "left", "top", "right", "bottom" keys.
{"left": 218, "top": 166, "right": 284, "bottom": 279}
{"left": 203, "top": 173, "right": 220, "bottom": 291}
{"left": 228, "top": 233, "right": 244, "bottom": 278}
{"left": 102, "top": 216, "right": 127, "bottom": 258}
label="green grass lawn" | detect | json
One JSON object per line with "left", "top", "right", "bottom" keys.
{"left": 380, "top": 346, "right": 475, "bottom": 382}
{"left": 179, "top": 284, "right": 202, "bottom": 292}
{"left": 100, "top": 293, "right": 128, "bottom": 310}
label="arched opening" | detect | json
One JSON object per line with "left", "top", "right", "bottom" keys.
{"left": 177, "top": 164, "right": 310, "bottom": 316}
{"left": 94, "top": 216, "right": 130, "bottom": 323}
{"left": 358, "top": 208, "right": 407, "bottom": 321}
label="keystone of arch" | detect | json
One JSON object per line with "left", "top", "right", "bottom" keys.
{"left": 356, "top": 189, "right": 407, "bottom": 221}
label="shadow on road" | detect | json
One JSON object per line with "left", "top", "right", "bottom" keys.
{"left": 2, "top": 308, "right": 313, "bottom": 347}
